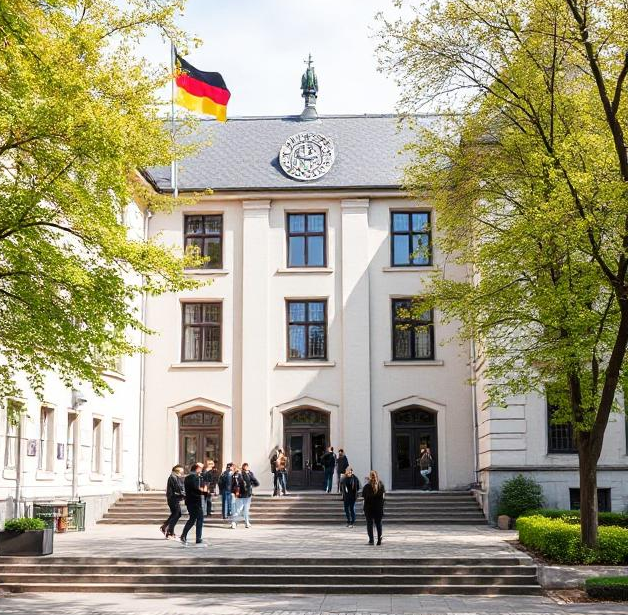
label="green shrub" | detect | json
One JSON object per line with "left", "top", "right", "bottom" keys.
{"left": 3, "top": 517, "right": 47, "bottom": 532}
{"left": 524, "top": 509, "right": 628, "bottom": 528}
{"left": 497, "top": 475, "right": 544, "bottom": 519}
{"left": 516, "top": 515, "right": 628, "bottom": 565}
{"left": 585, "top": 576, "right": 628, "bottom": 600}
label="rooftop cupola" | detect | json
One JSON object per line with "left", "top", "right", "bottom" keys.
{"left": 300, "top": 53, "right": 318, "bottom": 121}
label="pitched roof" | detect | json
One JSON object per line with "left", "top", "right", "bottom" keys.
{"left": 142, "top": 114, "right": 438, "bottom": 192}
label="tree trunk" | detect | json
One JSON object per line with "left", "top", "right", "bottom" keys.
{"left": 578, "top": 442, "right": 599, "bottom": 549}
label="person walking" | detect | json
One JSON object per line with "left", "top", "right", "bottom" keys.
{"left": 160, "top": 465, "right": 185, "bottom": 539}
{"left": 339, "top": 466, "right": 360, "bottom": 527}
{"left": 336, "top": 449, "right": 349, "bottom": 493}
{"left": 218, "top": 462, "right": 234, "bottom": 519}
{"left": 321, "top": 446, "right": 336, "bottom": 493}
{"left": 202, "top": 459, "right": 218, "bottom": 517}
{"left": 180, "top": 462, "right": 208, "bottom": 546}
{"left": 230, "top": 462, "right": 260, "bottom": 528}
{"left": 274, "top": 449, "right": 288, "bottom": 496}
{"left": 419, "top": 447, "right": 434, "bottom": 491}
{"left": 362, "top": 470, "right": 385, "bottom": 546}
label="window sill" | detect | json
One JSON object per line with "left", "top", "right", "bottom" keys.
{"left": 112, "top": 472, "right": 124, "bottom": 481}
{"left": 384, "top": 360, "right": 444, "bottom": 367}
{"left": 276, "top": 267, "right": 333, "bottom": 275}
{"left": 2, "top": 468, "right": 16, "bottom": 480}
{"left": 35, "top": 470, "right": 56, "bottom": 481}
{"left": 185, "top": 269, "right": 229, "bottom": 276}
{"left": 90, "top": 472, "right": 105, "bottom": 482}
{"left": 382, "top": 266, "right": 438, "bottom": 273}
{"left": 169, "top": 362, "right": 230, "bottom": 370}
{"left": 276, "top": 360, "right": 336, "bottom": 368}
{"left": 102, "top": 369, "right": 126, "bottom": 382}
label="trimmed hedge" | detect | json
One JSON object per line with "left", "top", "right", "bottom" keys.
{"left": 3, "top": 517, "right": 47, "bottom": 532}
{"left": 585, "top": 576, "right": 628, "bottom": 600}
{"left": 525, "top": 509, "right": 628, "bottom": 528}
{"left": 516, "top": 515, "right": 628, "bottom": 565}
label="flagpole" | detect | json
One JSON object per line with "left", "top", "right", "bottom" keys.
{"left": 170, "top": 41, "right": 179, "bottom": 198}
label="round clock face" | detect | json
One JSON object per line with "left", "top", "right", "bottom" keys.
{"left": 279, "top": 132, "right": 335, "bottom": 181}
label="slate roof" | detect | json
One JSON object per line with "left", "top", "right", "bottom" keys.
{"left": 142, "top": 114, "right": 438, "bottom": 192}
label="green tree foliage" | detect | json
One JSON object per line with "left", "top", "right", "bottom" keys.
{"left": 0, "top": 0, "right": 201, "bottom": 414}
{"left": 378, "top": 0, "right": 628, "bottom": 547}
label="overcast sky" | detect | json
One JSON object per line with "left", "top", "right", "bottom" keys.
{"left": 138, "top": 0, "right": 406, "bottom": 117}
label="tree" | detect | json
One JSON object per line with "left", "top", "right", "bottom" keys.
{"left": 378, "top": 0, "right": 628, "bottom": 548}
{"left": 0, "top": 0, "right": 202, "bottom": 415}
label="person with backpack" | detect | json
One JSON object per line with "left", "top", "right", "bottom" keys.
{"left": 160, "top": 464, "right": 185, "bottom": 539}
{"left": 362, "top": 470, "right": 386, "bottom": 545}
{"left": 419, "top": 447, "right": 434, "bottom": 491}
{"left": 180, "top": 462, "right": 208, "bottom": 547}
{"left": 218, "top": 462, "right": 234, "bottom": 519}
{"left": 339, "top": 466, "right": 360, "bottom": 527}
{"left": 321, "top": 446, "right": 336, "bottom": 493}
{"left": 336, "top": 449, "right": 349, "bottom": 493}
{"left": 230, "top": 462, "right": 260, "bottom": 529}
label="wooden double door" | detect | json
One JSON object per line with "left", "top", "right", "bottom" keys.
{"left": 179, "top": 410, "right": 222, "bottom": 469}
{"left": 391, "top": 407, "right": 438, "bottom": 490}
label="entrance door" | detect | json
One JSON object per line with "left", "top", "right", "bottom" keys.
{"left": 283, "top": 408, "right": 329, "bottom": 490}
{"left": 391, "top": 408, "right": 438, "bottom": 490}
{"left": 179, "top": 410, "right": 223, "bottom": 469}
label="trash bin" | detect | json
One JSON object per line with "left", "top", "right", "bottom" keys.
{"left": 32, "top": 501, "right": 69, "bottom": 533}
{"left": 67, "top": 501, "right": 86, "bottom": 532}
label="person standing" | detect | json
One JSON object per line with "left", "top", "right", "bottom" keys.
{"left": 180, "top": 462, "right": 208, "bottom": 546}
{"left": 274, "top": 449, "right": 288, "bottom": 496}
{"left": 336, "top": 449, "right": 349, "bottom": 493}
{"left": 339, "top": 466, "right": 360, "bottom": 527}
{"left": 419, "top": 447, "right": 434, "bottom": 491}
{"left": 269, "top": 446, "right": 279, "bottom": 497}
{"left": 321, "top": 446, "right": 336, "bottom": 493}
{"left": 218, "top": 462, "right": 234, "bottom": 519}
{"left": 160, "top": 465, "right": 185, "bottom": 539}
{"left": 362, "top": 470, "right": 385, "bottom": 546}
{"left": 230, "top": 462, "right": 260, "bottom": 528}
{"left": 202, "top": 459, "right": 218, "bottom": 517}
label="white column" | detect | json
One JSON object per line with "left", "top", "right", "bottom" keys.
{"left": 340, "top": 199, "right": 371, "bottom": 482}
{"left": 240, "top": 200, "right": 271, "bottom": 485}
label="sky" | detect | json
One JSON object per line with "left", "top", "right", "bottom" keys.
{"left": 137, "top": 0, "right": 407, "bottom": 118}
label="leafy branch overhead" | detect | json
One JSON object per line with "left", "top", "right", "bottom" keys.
{"left": 0, "top": 0, "right": 204, "bottom": 412}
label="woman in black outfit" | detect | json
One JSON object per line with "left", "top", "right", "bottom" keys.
{"left": 160, "top": 464, "right": 185, "bottom": 539}
{"left": 362, "top": 470, "right": 385, "bottom": 545}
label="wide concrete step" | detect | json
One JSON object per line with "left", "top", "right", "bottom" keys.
{"left": 98, "top": 518, "right": 487, "bottom": 525}
{"left": 111, "top": 502, "right": 481, "bottom": 510}
{"left": 104, "top": 509, "right": 485, "bottom": 517}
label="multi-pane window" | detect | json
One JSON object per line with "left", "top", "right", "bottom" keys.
{"left": 112, "top": 421, "right": 122, "bottom": 475}
{"left": 184, "top": 215, "right": 223, "bottom": 269}
{"left": 38, "top": 406, "right": 54, "bottom": 471}
{"left": 4, "top": 417, "right": 18, "bottom": 470}
{"left": 287, "top": 300, "right": 327, "bottom": 360}
{"left": 66, "top": 412, "right": 77, "bottom": 470}
{"left": 569, "top": 488, "right": 611, "bottom": 512}
{"left": 391, "top": 211, "right": 431, "bottom": 266}
{"left": 287, "top": 213, "right": 326, "bottom": 267}
{"left": 547, "top": 398, "right": 577, "bottom": 453}
{"left": 392, "top": 299, "right": 434, "bottom": 360}
{"left": 181, "top": 303, "right": 222, "bottom": 362}
{"left": 91, "top": 417, "right": 102, "bottom": 473}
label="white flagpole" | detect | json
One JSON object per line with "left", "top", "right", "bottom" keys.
{"left": 170, "top": 42, "right": 179, "bottom": 198}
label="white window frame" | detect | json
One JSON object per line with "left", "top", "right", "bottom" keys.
{"left": 111, "top": 420, "right": 122, "bottom": 475}
{"left": 91, "top": 416, "right": 103, "bottom": 474}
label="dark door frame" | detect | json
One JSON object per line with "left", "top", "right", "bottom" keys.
{"left": 178, "top": 409, "right": 223, "bottom": 470}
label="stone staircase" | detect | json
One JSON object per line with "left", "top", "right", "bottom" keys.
{"left": 0, "top": 555, "right": 541, "bottom": 595}
{"left": 98, "top": 491, "right": 487, "bottom": 526}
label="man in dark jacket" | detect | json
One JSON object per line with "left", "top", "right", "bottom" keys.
{"left": 230, "top": 462, "right": 260, "bottom": 529}
{"left": 321, "top": 446, "right": 336, "bottom": 493}
{"left": 160, "top": 465, "right": 185, "bottom": 538}
{"left": 180, "top": 462, "right": 208, "bottom": 546}
{"left": 339, "top": 466, "right": 360, "bottom": 526}
{"left": 218, "top": 462, "right": 234, "bottom": 519}
{"left": 336, "top": 449, "right": 349, "bottom": 493}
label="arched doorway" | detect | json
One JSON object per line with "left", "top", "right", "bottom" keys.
{"left": 283, "top": 408, "right": 330, "bottom": 490}
{"left": 179, "top": 410, "right": 223, "bottom": 469}
{"left": 391, "top": 407, "right": 438, "bottom": 490}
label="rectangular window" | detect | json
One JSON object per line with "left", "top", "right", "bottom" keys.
{"left": 569, "top": 488, "right": 611, "bottom": 513}
{"left": 66, "top": 412, "right": 77, "bottom": 470}
{"left": 91, "top": 417, "right": 102, "bottom": 474}
{"left": 287, "top": 300, "right": 327, "bottom": 360}
{"left": 184, "top": 214, "right": 223, "bottom": 269}
{"left": 112, "top": 421, "right": 122, "bottom": 475}
{"left": 287, "top": 213, "right": 326, "bottom": 267}
{"left": 547, "top": 397, "right": 577, "bottom": 453}
{"left": 38, "top": 406, "right": 54, "bottom": 471}
{"left": 181, "top": 303, "right": 222, "bottom": 362}
{"left": 4, "top": 417, "right": 18, "bottom": 470}
{"left": 391, "top": 211, "right": 431, "bottom": 266}
{"left": 392, "top": 299, "right": 434, "bottom": 360}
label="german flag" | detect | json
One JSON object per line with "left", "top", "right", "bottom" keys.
{"left": 175, "top": 53, "right": 231, "bottom": 122}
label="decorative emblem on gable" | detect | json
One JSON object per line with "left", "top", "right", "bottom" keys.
{"left": 279, "top": 132, "right": 335, "bottom": 181}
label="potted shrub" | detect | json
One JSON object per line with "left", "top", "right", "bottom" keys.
{"left": 0, "top": 517, "right": 53, "bottom": 555}
{"left": 496, "top": 474, "right": 544, "bottom": 529}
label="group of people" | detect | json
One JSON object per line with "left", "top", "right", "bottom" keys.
{"left": 160, "top": 459, "right": 259, "bottom": 546}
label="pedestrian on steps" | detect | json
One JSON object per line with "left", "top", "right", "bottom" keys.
{"left": 336, "top": 449, "right": 349, "bottom": 493}
{"left": 160, "top": 464, "right": 185, "bottom": 539}
{"left": 201, "top": 459, "right": 218, "bottom": 517}
{"left": 321, "top": 446, "right": 336, "bottom": 493}
{"left": 340, "top": 466, "right": 360, "bottom": 527}
{"left": 180, "top": 462, "right": 208, "bottom": 547}
{"left": 362, "top": 470, "right": 385, "bottom": 546}
{"left": 419, "top": 447, "right": 434, "bottom": 491}
{"left": 274, "top": 449, "right": 288, "bottom": 496}
{"left": 230, "top": 462, "right": 260, "bottom": 528}
{"left": 269, "top": 446, "right": 279, "bottom": 496}
{"left": 218, "top": 462, "right": 234, "bottom": 519}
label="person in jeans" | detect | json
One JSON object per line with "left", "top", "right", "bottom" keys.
{"left": 419, "top": 447, "right": 434, "bottom": 491}
{"left": 362, "top": 470, "right": 385, "bottom": 545}
{"left": 230, "top": 462, "right": 260, "bottom": 528}
{"left": 336, "top": 449, "right": 349, "bottom": 493}
{"left": 160, "top": 464, "right": 185, "bottom": 539}
{"left": 274, "top": 449, "right": 288, "bottom": 496}
{"left": 269, "top": 446, "right": 280, "bottom": 496}
{"left": 218, "top": 462, "right": 234, "bottom": 519}
{"left": 180, "top": 462, "right": 208, "bottom": 546}
{"left": 201, "top": 459, "right": 218, "bottom": 517}
{"left": 321, "top": 446, "right": 336, "bottom": 493}
{"left": 339, "top": 466, "right": 360, "bottom": 527}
